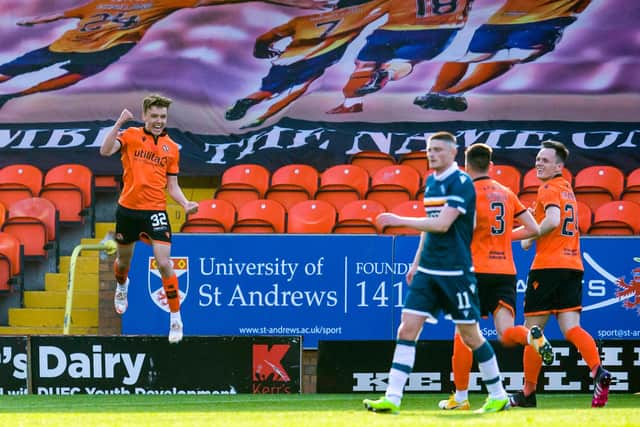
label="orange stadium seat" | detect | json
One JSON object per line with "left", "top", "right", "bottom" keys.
{"left": 40, "top": 164, "right": 94, "bottom": 224}
{"left": 180, "top": 199, "right": 235, "bottom": 233}
{"left": 489, "top": 164, "right": 521, "bottom": 194}
{"left": 0, "top": 231, "right": 22, "bottom": 291}
{"left": 588, "top": 201, "right": 640, "bottom": 236}
{"left": 0, "top": 164, "right": 43, "bottom": 209}
{"left": 382, "top": 200, "right": 425, "bottom": 235}
{"left": 398, "top": 151, "right": 430, "bottom": 179}
{"left": 232, "top": 199, "right": 286, "bottom": 234}
{"left": 0, "top": 201, "right": 5, "bottom": 229}
{"left": 333, "top": 200, "right": 386, "bottom": 234}
{"left": 2, "top": 197, "right": 58, "bottom": 261}
{"left": 366, "top": 165, "right": 421, "bottom": 210}
{"left": 519, "top": 167, "right": 573, "bottom": 208}
{"left": 621, "top": 168, "right": 640, "bottom": 205}
{"left": 350, "top": 150, "right": 396, "bottom": 177}
{"left": 287, "top": 200, "right": 336, "bottom": 234}
{"left": 265, "top": 164, "right": 318, "bottom": 210}
{"left": 94, "top": 175, "right": 120, "bottom": 192}
{"left": 214, "top": 164, "right": 270, "bottom": 210}
{"left": 576, "top": 200, "right": 592, "bottom": 235}
{"left": 574, "top": 166, "right": 624, "bottom": 213}
{"left": 315, "top": 164, "right": 369, "bottom": 211}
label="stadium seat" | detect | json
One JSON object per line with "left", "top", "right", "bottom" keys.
{"left": 489, "top": 164, "right": 521, "bottom": 194}
{"left": 382, "top": 200, "right": 425, "bottom": 235}
{"left": 588, "top": 201, "right": 640, "bottom": 236}
{"left": 0, "top": 231, "right": 22, "bottom": 291}
{"left": 2, "top": 197, "right": 58, "bottom": 261}
{"left": 519, "top": 167, "right": 573, "bottom": 208}
{"left": 333, "top": 200, "right": 385, "bottom": 234}
{"left": 350, "top": 150, "right": 396, "bottom": 177}
{"left": 94, "top": 175, "right": 120, "bottom": 192}
{"left": 576, "top": 200, "right": 592, "bottom": 235}
{"left": 315, "top": 164, "right": 369, "bottom": 211}
{"left": 621, "top": 168, "right": 640, "bottom": 205}
{"left": 40, "top": 164, "right": 94, "bottom": 225}
{"left": 214, "top": 164, "right": 270, "bottom": 210}
{"left": 398, "top": 151, "right": 430, "bottom": 178}
{"left": 265, "top": 164, "right": 318, "bottom": 210}
{"left": 287, "top": 200, "right": 336, "bottom": 234}
{"left": 232, "top": 199, "right": 285, "bottom": 234}
{"left": 366, "top": 165, "right": 421, "bottom": 210}
{"left": 0, "top": 164, "right": 43, "bottom": 209}
{"left": 0, "top": 201, "right": 5, "bottom": 229}
{"left": 574, "top": 166, "right": 624, "bottom": 213}
{"left": 180, "top": 199, "right": 235, "bottom": 233}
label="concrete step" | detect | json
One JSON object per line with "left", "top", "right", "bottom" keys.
{"left": 23, "top": 291, "right": 98, "bottom": 309}
{"left": 9, "top": 308, "right": 98, "bottom": 327}
{"left": 45, "top": 273, "right": 98, "bottom": 292}
{"left": 59, "top": 256, "right": 99, "bottom": 275}
{"left": 0, "top": 326, "right": 98, "bottom": 335}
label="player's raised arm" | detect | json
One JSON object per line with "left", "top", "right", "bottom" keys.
{"left": 100, "top": 109, "right": 133, "bottom": 157}
{"left": 17, "top": 12, "right": 66, "bottom": 27}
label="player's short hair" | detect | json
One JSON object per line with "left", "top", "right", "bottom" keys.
{"left": 465, "top": 143, "right": 492, "bottom": 172}
{"left": 542, "top": 140, "right": 569, "bottom": 164}
{"left": 428, "top": 131, "right": 457, "bottom": 146}
{"left": 142, "top": 94, "right": 172, "bottom": 114}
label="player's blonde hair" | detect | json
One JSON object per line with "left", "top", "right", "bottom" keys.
{"left": 428, "top": 131, "right": 457, "bottom": 146}
{"left": 142, "top": 94, "right": 172, "bottom": 114}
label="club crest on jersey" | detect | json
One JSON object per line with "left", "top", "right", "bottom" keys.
{"left": 162, "top": 144, "right": 169, "bottom": 152}
{"left": 147, "top": 257, "right": 189, "bottom": 312}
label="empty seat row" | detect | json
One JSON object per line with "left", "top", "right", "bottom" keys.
{"left": 0, "top": 231, "right": 23, "bottom": 292}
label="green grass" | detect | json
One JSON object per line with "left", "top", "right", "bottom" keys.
{"left": 0, "top": 393, "right": 637, "bottom": 426}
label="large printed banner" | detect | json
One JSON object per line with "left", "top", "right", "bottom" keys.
{"left": 1, "top": 1, "right": 639, "bottom": 175}
{"left": 124, "top": 235, "right": 640, "bottom": 348}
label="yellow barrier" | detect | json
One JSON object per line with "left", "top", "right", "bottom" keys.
{"left": 63, "top": 235, "right": 117, "bottom": 335}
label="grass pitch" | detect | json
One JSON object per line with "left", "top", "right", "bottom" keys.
{"left": 0, "top": 393, "right": 637, "bottom": 427}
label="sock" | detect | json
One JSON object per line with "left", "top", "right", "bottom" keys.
{"left": 162, "top": 274, "right": 180, "bottom": 313}
{"left": 385, "top": 339, "right": 416, "bottom": 406}
{"left": 116, "top": 278, "right": 129, "bottom": 293}
{"left": 565, "top": 326, "right": 601, "bottom": 371}
{"left": 452, "top": 333, "right": 472, "bottom": 395}
{"left": 170, "top": 311, "right": 182, "bottom": 323}
{"left": 473, "top": 340, "right": 506, "bottom": 399}
{"left": 113, "top": 260, "right": 129, "bottom": 285}
{"left": 344, "top": 97, "right": 363, "bottom": 107}
{"left": 523, "top": 345, "right": 542, "bottom": 395}
{"left": 501, "top": 326, "right": 529, "bottom": 347}
{"left": 430, "top": 62, "right": 469, "bottom": 93}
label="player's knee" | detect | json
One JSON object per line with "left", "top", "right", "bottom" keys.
{"left": 155, "top": 258, "right": 173, "bottom": 277}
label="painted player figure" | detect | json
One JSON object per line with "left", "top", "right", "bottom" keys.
{"left": 0, "top": 0, "right": 329, "bottom": 109}
{"left": 100, "top": 94, "right": 198, "bottom": 344}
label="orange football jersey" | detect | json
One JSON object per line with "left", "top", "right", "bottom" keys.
{"left": 530, "top": 176, "right": 583, "bottom": 271}
{"left": 383, "top": 0, "right": 473, "bottom": 30}
{"left": 487, "top": 0, "right": 591, "bottom": 25}
{"left": 471, "top": 177, "right": 526, "bottom": 275}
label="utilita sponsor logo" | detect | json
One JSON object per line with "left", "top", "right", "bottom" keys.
{"left": 252, "top": 344, "right": 291, "bottom": 394}
{"left": 37, "top": 345, "right": 146, "bottom": 385}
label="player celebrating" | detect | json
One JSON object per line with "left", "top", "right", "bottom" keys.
{"left": 365, "top": 132, "right": 509, "bottom": 415}
{"left": 439, "top": 143, "right": 550, "bottom": 411}
{"left": 99, "top": 94, "right": 198, "bottom": 344}
{"left": 0, "top": 0, "right": 330, "bottom": 109}
{"left": 414, "top": 0, "right": 591, "bottom": 112}
{"left": 224, "top": 0, "right": 388, "bottom": 128}
{"left": 327, "top": 0, "right": 472, "bottom": 114}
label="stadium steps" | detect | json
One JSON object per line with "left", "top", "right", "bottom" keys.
{"left": 3, "top": 239, "right": 101, "bottom": 334}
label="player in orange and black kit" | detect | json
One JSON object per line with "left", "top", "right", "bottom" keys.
{"left": 414, "top": 0, "right": 591, "bottom": 112}
{"left": 438, "top": 142, "right": 549, "bottom": 410}
{"left": 327, "top": 0, "right": 472, "bottom": 114}
{"left": 224, "top": 0, "right": 388, "bottom": 128}
{"left": 0, "top": 0, "right": 329, "bottom": 109}
{"left": 512, "top": 140, "right": 612, "bottom": 408}
{"left": 99, "top": 94, "right": 198, "bottom": 344}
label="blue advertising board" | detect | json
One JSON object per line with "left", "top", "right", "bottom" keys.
{"left": 124, "top": 235, "right": 640, "bottom": 348}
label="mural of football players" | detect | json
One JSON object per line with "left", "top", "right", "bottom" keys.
{"left": 413, "top": 0, "right": 592, "bottom": 112}
{"left": 224, "top": 0, "right": 388, "bottom": 128}
{"left": 0, "top": 0, "right": 330, "bottom": 110}
{"left": 327, "top": 0, "right": 473, "bottom": 114}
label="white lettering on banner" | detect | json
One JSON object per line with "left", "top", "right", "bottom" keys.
{"left": 544, "top": 372, "right": 581, "bottom": 391}
{"left": 576, "top": 346, "right": 623, "bottom": 367}
{"left": 609, "top": 372, "right": 629, "bottom": 391}
{"left": 353, "top": 372, "right": 389, "bottom": 391}
{"left": 198, "top": 284, "right": 223, "bottom": 307}
{"left": 346, "top": 131, "right": 393, "bottom": 155}
{"left": 41, "top": 129, "right": 90, "bottom": 148}
{"left": 355, "top": 262, "right": 411, "bottom": 275}
{"left": 0, "top": 129, "right": 45, "bottom": 149}
{"left": 199, "top": 257, "right": 300, "bottom": 282}
{"left": 1, "top": 346, "right": 27, "bottom": 380}
{"left": 635, "top": 347, "right": 640, "bottom": 366}
{"left": 465, "top": 372, "right": 524, "bottom": 391}
{"left": 38, "top": 345, "right": 145, "bottom": 385}
{"left": 457, "top": 129, "right": 514, "bottom": 147}
{"left": 573, "top": 131, "right": 621, "bottom": 149}
{"left": 226, "top": 284, "right": 338, "bottom": 307}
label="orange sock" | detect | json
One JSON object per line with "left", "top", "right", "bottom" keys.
{"left": 501, "top": 326, "right": 529, "bottom": 347}
{"left": 162, "top": 274, "right": 180, "bottom": 313}
{"left": 113, "top": 260, "right": 129, "bottom": 285}
{"left": 447, "top": 62, "right": 515, "bottom": 94}
{"left": 452, "top": 333, "right": 473, "bottom": 391}
{"left": 523, "top": 345, "right": 542, "bottom": 395}
{"left": 565, "top": 326, "right": 601, "bottom": 371}
{"left": 430, "top": 62, "right": 469, "bottom": 93}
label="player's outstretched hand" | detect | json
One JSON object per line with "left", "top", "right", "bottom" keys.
{"left": 117, "top": 109, "right": 134, "bottom": 124}
{"left": 521, "top": 238, "right": 534, "bottom": 251}
{"left": 376, "top": 212, "right": 401, "bottom": 229}
{"left": 254, "top": 44, "right": 281, "bottom": 59}
{"left": 184, "top": 201, "right": 199, "bottom": 215}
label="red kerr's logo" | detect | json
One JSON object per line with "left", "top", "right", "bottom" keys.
{"left": 616, "top": 267, "right": 640, "bottom": 315}
{"left": 252, "top": 344, "right": 292, "bottom": 394}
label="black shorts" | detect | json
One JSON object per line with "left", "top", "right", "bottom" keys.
{"left": 476, "top": 273, "right": 516, "bottom": 318}
{"left": 524, "top": 268, "right": 583, "bottom": 315}
{"left": 115, "top": 205, "right": 172, "bottom": 245}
